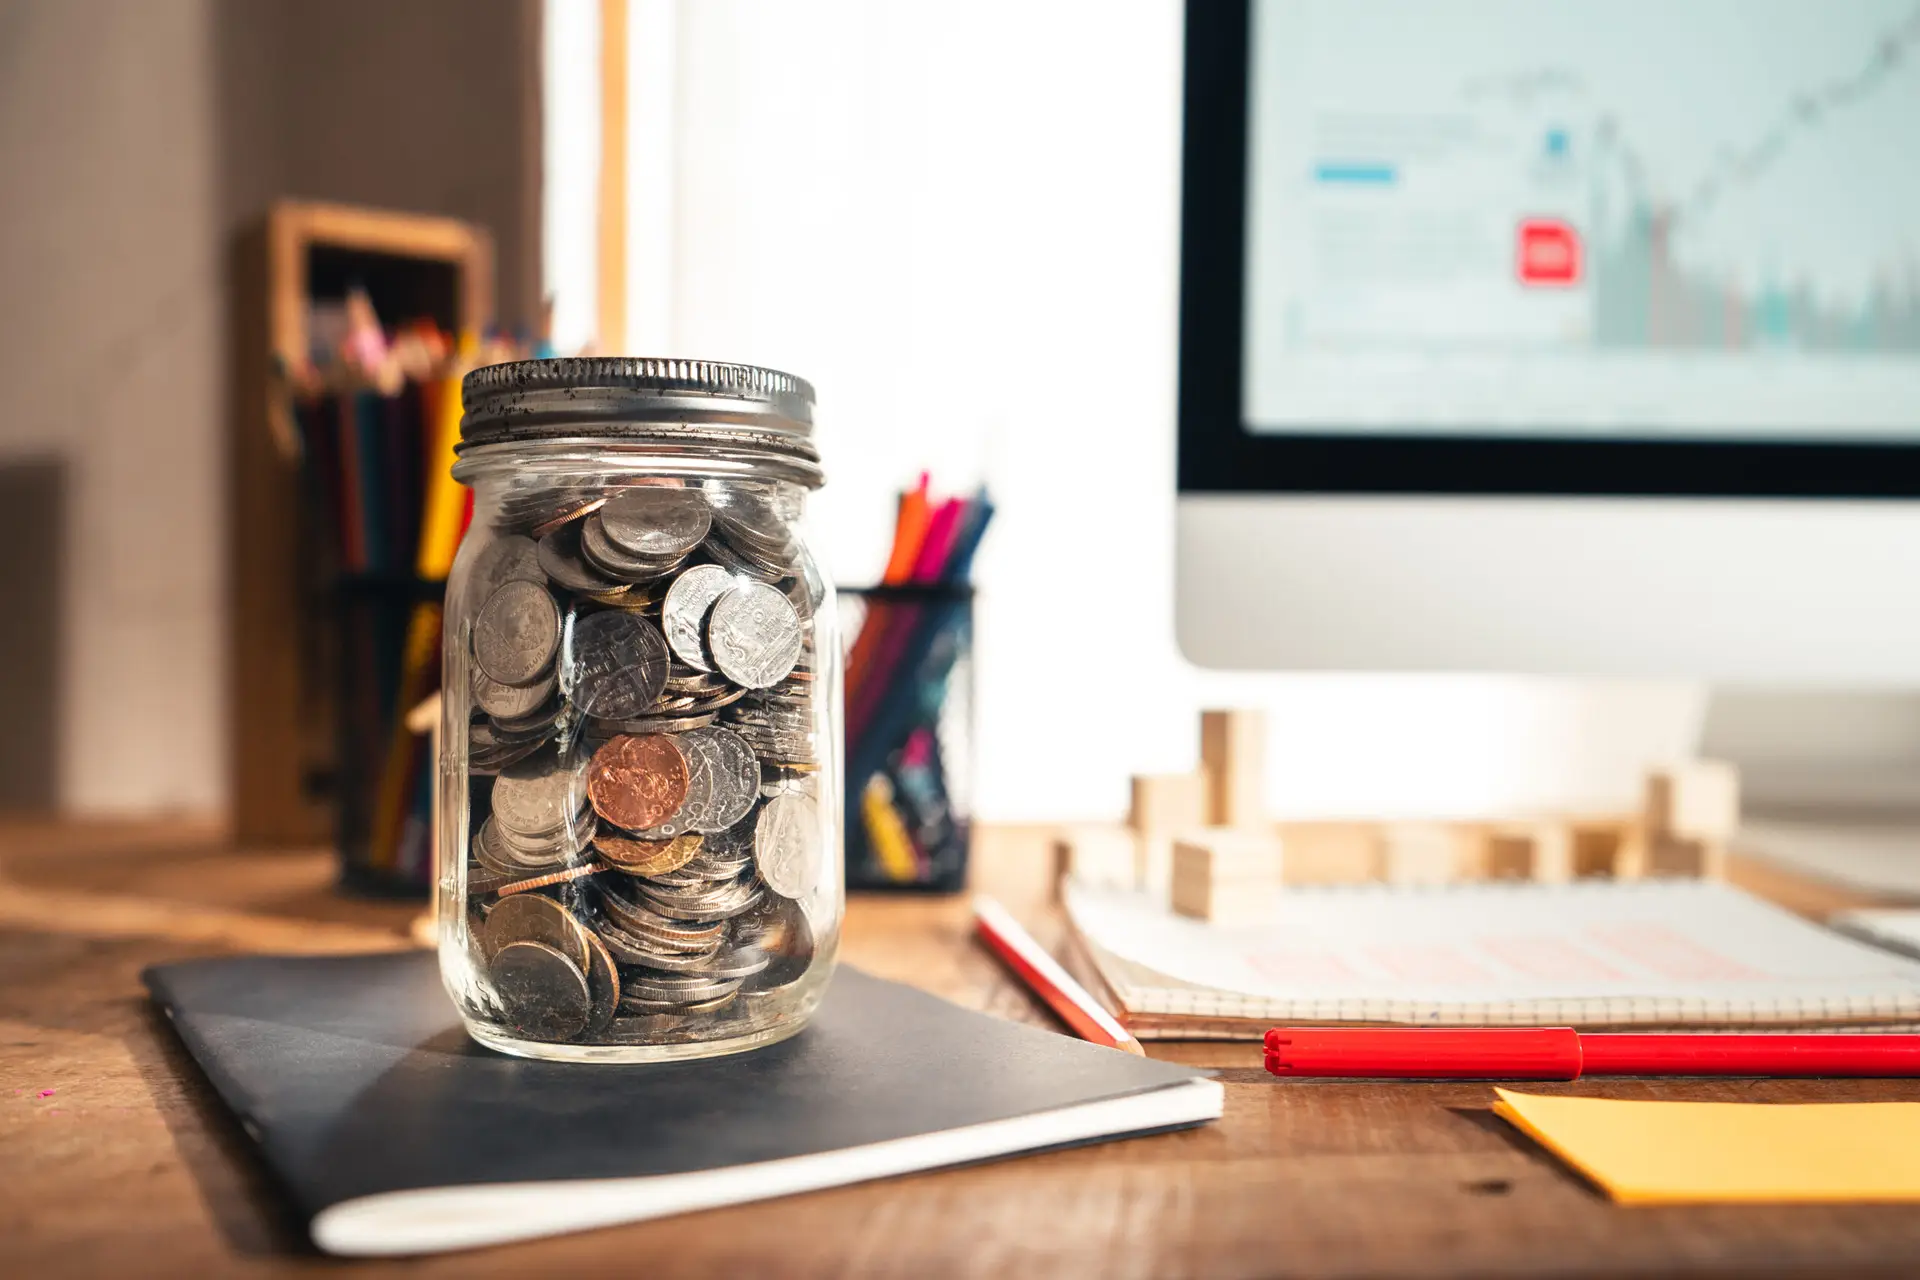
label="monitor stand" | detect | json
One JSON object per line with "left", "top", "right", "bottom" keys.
{"left": 1704, "top": 690, "right": 1920, "bottom": 899}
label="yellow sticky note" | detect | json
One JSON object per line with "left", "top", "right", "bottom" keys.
{"left": 1493, "top": 1088, "right": 1920, "bottom": 1204}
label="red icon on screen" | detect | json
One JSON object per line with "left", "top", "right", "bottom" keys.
{"left": 1516, "top": 219, "right": 1582, "bottom": 286}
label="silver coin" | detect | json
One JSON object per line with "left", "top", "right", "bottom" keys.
{"left": 598, "top": 487, "right": 712, "bottom": 560}
{"left": 473, "top": 579, "right": 561, "bottom": 687}
{"left": 689, "top": 945, "right": 771, "bottom": 981}
{"left": 473, "top": 667, "right": 557, "bottom": 721}
{"left": 739, "top": 897, "right": 816, "bottom": 996}
{"left": 492, "top": 807, "right": 593, "bottom": 868}
{"left": 490, "top": 939, "right": 592, "bottom": 1041}
{"left": 581, "top": 514, "right": 687, "bottom": 583}
{"left": 701, "top": 535, "right": 787, "bottom": 583}
{"left": 537, "top": 523, "right": 625, "bottom": 594}
{"left": 587, "top": 711, "right": 719, "bottom": 738}
{"left": 707, "top": 582, "right": 804, "bottom": 690}
{"left": 460, "top": 534, "right": 546, "bottom": 617}
{"left": 682, "top": 725, "right": 758, "bottom": 832}
{"left": 621, "top": 972, "right": 745, "bottom": 1004}
{"left": 755, "top": 792, "right": 820, "bottom": 899}
{"left": 592, "top": 917, "right": 721, "bottom": 969}
{"left": 566, "top": 610, "right": 669, "bottom": 719}
{"left": 472, "top": 818, "right": 522, "bottom": 878}
{"left": 704, "top": 486, "right": 789, "bottom": 551}
{"left": 669, "top": 727, "right": 723, "bottom": 835}
{"left": 491, "top": 753, "right": 590, "bottom": 839}
{"left": 661, "top": 565, "right": 739, "bottom": 672}
{"left": 637, "top": 875, "right": 763, "bottom": 922}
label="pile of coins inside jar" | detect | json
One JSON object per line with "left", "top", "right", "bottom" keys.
{"left": 459, "top": 481, "right": 826, "bottom": 1048}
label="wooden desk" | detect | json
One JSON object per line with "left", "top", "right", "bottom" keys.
{"left": 5, "top": 819, "right": 1920, "bottom": 1278}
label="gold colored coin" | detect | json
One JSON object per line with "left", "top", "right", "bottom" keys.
{"left": 596, "top": 831, "right": 704, "bottom": 877}
{"left": 481, "top": 892, "right": 591, "bottom": 972}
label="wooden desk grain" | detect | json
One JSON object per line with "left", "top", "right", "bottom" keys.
{"left": 4, "top": 819, "right": 1920, "bottom": 1278}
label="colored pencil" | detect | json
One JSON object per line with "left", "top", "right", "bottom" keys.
{"left": 973, "top": 895, "right": 1144, "bottom": 1055}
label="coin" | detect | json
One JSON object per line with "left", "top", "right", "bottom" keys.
{"left": 490, "top": 752, "right": 589, "bottom": 839}
{"left": 461, "top": 534, "right": 546, "bottom": 616}
{"left": 739, "top": 897, "right": 815, "bottom": 996}
{"left": 587, "top": 734, "right": 690, "bottom": 831}
{"left": 496, "top": 860, "right": 611, "bottom": 896}
{"left": 621, "top": 971, "right": 745, "bottom": 1004}
{"left": 679, "top": 725, "right": 759, "bottom": 833}
{"left": 707, "top": 581, "right": 804, "bottom": 690}
{"left": 693, "top": 944, "right": 771, "bottom": 981}
{"left": 756, "top": 792, "right": 821, "bottom": 899}
{"left": 582, "top": 928, "right": 622, "bottom": 1034}
{"left": 473, "top": 579, "right": 561, "bottom": 687}
{"left": 593, "top": 916, "right": 719, "bottom": 968}
{"left": 598, "top": 487, "right": 712, "bottom": 559}
{"left": 586, "top": 711, "right": 719, "bottom": 737}
{"left": 661, "top": 564, "right": 738, "bottom": 672}
{"left": 490, "top": 940, "right": 592, "bottom": 1041}
{"left": 466, "top": 860, "right": 514, "bottom": 897}
{"left": 637, "top": 875, "right": 763, "bottom": 922}
{"left": 537, "top": 521, "right": 625, "bottom": 593}
{"left": 530, "top": 496, "right": 608, "bottom": 538}
{"left": 701, "top": 534, "right": 787, "bottom": 583}
{"left": 472, "top": 666, "right": 556, "bottom": 721}
{"left": 704, "top": 486, "right": 789, "bottom": 552}
{"left": 595, "top": 830, "right": 704, "bottom": 877}
{"left": 567, "top": 610, "right": 670, "bottom": 719}
{"left": 481, "top": 891, "right": 592, "bottom": 971}
{"left": 581, "top": 513, "right": 687, "bottom": 583}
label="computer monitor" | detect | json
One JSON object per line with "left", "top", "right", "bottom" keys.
{"left": 1175, "top": 0, "right": 1920, "bottom": 683}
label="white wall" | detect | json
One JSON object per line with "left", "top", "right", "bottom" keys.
{"left": 0, "top": 0, "right": 225, "bottom": 813}
{"left": 562, "top": 0, "right": 1703, "bottom": 823}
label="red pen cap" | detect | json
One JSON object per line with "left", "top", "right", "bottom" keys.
{"left": 1264, "top": 1027, "right": 1583, "bottom": 1079}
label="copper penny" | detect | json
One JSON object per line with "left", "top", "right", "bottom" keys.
{"left": 596, "top": 830, "right": 703, "bottom": 877}
{"left": 587, "top": 733, "right": 689, "bottom": 831}
{"left": 495, "top": 860, "right": 612, "bottom": 897}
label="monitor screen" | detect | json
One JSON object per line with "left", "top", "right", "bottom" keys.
{"left": 1178, "top": 0, "right": 1920, "bottom": 495}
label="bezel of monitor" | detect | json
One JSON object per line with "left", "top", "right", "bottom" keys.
{"left": 1176, "top": 0, "right": 1920, "bottom": 500}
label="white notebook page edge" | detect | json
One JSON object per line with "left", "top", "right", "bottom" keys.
{"left": 312, "top": 1077, "right": 1225, "bottom": 1256}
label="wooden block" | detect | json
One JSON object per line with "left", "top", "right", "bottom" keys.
{"left": 1172, "top": 831, "right": 1284, "bottom": 882}
{"left": 1200, "top": 709, "right": 1267, "bottom": 829}
{"left": 1170, "top": 834, "right": 1282, "bottom": 926}
{"left": 1569, "top": 822, "right": 1642, "bottom": 879}
{"left": 1375, "top": 823, "right": 1457, "bottom": 885}
{"left": 1129, "top": 773, "right": 1208, "bottom": 838}
{"left": 1051, "top": 826, "right": 1140, "bottom": 896}
{"left": 1485, "top": 823, "right": 1574, "bottom": 882}
{"left": 1645, "top": 760, "right": 1740, "bottom": 841}
{"left": 1171, "top": 876, "right": 1278, "bottom": 928}
{"left": 1647, "top": 834, "right": 1727, "bottom": 879}
{"left": 1138, "top": 834, "right": 1177, "bottom": 899}
{"left": 1274, "top": 822, "right": 1379, "bottom": 885}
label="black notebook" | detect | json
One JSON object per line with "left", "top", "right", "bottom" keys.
{"left": 145, "top": 952, "right": 1220, "bottom": 1256}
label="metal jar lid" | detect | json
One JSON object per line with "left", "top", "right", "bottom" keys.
{"left": 457, "top": 357, "right": 821, "bottom": 487}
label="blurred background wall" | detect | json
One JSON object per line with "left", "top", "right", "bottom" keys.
{"left": 0, "top": 0, "right": 540, "bottom": 817}
{"left": 0, "top": 0, "right": 1705, "bottom": 828}
{"left": 554, "top": 0, "right": 1704, "bottom": 825}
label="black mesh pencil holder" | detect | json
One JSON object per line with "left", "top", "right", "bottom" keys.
{"left": 839, "top": 584, "right": 974, "bottom": 892}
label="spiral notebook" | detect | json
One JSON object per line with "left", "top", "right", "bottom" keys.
{"left": 1063, "top": 879, "right": 1920, "bottom": 1039}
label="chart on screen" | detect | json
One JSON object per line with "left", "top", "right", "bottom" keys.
{"left": 1242, "top": 0, "right": 1920, "bottom": 440}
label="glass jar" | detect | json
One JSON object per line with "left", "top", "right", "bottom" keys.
{"left": 438, "top": 358, "right": 840, "bottom": 1062}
